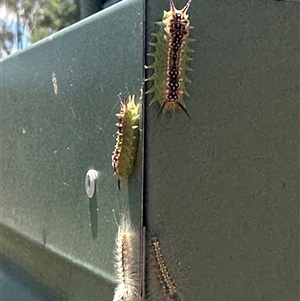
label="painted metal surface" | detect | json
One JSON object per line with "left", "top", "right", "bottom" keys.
{"left": 0, "top": 0, "right": 299, "bottom": 300}
{"left": 0, "top": 0, "right": 143, "bottom": 299}
{"left": 145, "top": 1, "right": 299, "bottom": 300}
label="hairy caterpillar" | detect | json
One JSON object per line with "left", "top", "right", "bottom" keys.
{"left": 146, "top": 0, "right": 194, "bottom": 118}
{"left": 151, "top": 237, "right": 183, "bottom": 301}
{"left": 111, "top": 95, "right": 140, "bottom": 190}
{"left": 113, "top": 212, "right": 140, "bottom": 301}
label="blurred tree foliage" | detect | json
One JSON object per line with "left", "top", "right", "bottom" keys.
{"left": 30, "top": 0, "right": 80, "bottom": 43}
{"left": 0, "top": 0, "right": 80, "bottom": 57}
{"left": 1, "top": 0, "right": 36, "bottom": 56}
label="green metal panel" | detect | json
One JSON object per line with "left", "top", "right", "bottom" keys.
{"left": 1, "top": 0, "right": 143, "bottom": 299}
{"left": 1, "top": 0, "right": 299, "bottom": 300}
{"left": 145, "top": 0, "right": 299, "bottom": 301}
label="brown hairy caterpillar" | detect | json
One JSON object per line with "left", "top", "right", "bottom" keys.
{"left": 111, "top": 95, "right": 140, "bottom": 190}
{"left": 146, "top": 0, "right": 194, "bottom": 118}
{"left": 113, "top": 212, "right": 140, "bottom": 301}
{"left": 151, "top": 237, "right": 183, "bottom": 301}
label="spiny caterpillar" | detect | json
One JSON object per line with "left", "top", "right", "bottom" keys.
{"left": 146, "top": 0, "right": 194, "bottom": 118}
{"left": 152, "top": 237, "right": 183, "bottom": 301}
{"left": 113, "top": 213, "right": 139, "bottom": 301}
{"left": 111, "top": 95, "right": 140, "bottom": 190}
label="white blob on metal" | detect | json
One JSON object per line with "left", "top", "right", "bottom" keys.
{"left": 85, "top": 169, "right": 99, "bottom": 198}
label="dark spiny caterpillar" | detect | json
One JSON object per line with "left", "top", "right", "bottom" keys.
{"left": 152, "top": 237, "right": 183, "bottom": 301}
{"left": 111, "top": 95, "right": 140, "bottom": 190}
{"left": 146, "top": 0, "right": 194, "bottom": 118}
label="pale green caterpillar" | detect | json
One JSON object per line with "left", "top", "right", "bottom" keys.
{"left": 146, "top": 0, "right": 194, "bottom": 118}
{"left": 111, "top": 95, "right": 140, "bottom": 190}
